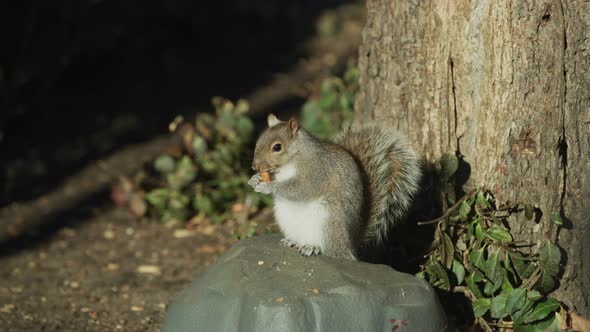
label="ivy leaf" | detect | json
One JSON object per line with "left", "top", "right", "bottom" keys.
{"left": 458, "top": 200, "right": 471, "bottom": 221}
{"left": 512, "top": 290, "right": 543, "bottom": 324}
{"left": 549, "top": 211, "right": 564, "bottom": 226}
{"left": 430, "top": 259, "right": 451, "bottom": 290}
{"left": 469, "top": 248, "right": 486, "bottom": 271}
{"left": 154, "top": 155, "right": 176, "bottom": 173}
{"left": 483, "top": 247, "right": 503, "bottom": 295}
{"left": 536, "top": 242, "right": 561, "bottom": 293}
{"left": 452, "top": 259, "right": 466, "bottom": 284}
{"left": 490, "top": 292, "right": 511, "bottom": 318}
{"left": 514, "top": 314, "right": 559, "bottom": 332}
{"left": 512, "top": 253, "right": 536, "bottom": 279}
{"left": 523, "top": 298, "right": 560, "bottom": 324}
{"left": 486, "top": 226, "right": 513, "bottom": 242}
{"left": 473, "top": 298, "right": 490, "bottom": 318}
{"left": 539, "top": 242, "right": 561, "bottom": 277}
{"left": 466, "top": 271, "right": 484, "bottom": 299}
{"left": 474, "top": 222, "right": 485, "bottom": 244}
{"left": 475, "top": 191, "right": 493, "bottom": 209}
{"left": 439, "top": 153, "right": 459, "bottom": 179}
{"left": 506, "top": 287, "right": 528, "bottom": 315}
{"left": 503, "top": 252, "right": 518, "bottom": 281}
{"left": 440, "top": 231, "right": 454, "bottom": 269}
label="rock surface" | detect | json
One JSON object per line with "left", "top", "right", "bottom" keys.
{"left": 163, "top": 235, "right": 448, "bottom": 332}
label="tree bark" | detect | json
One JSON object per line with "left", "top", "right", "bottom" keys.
{"left": 356, "top": 0, "right": 590, "bottom": 315}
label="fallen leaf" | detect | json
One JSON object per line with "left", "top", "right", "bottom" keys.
{"left": 276, "top": 297, "right": 284, "bottom": 302}
{"left": 572, "top": 312, "right": 590, "bottom": 332}
{"left": 0, "top": 304, "right": 15, "bottom": 313}
{"left": 130, "top": 306, "right": 144, "bottom": 312}
{"left": 173, "top": 229, "right": 196, "bottom": 238}
{"left": 137, "top": 265, "right": 161, "bottom": 275}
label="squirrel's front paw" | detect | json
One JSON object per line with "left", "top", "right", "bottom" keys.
{"left": 280, "top": 238, "right": 299, "bottom": 248}
{"left": 248, "top": 174, "right": 272, "bottom": 194}
{"left": 298, "top": 244, "right": 321, "bottom": 257}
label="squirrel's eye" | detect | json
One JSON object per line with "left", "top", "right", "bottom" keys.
{"left": 272, "top": 143, "right": 282, "bottom": 152}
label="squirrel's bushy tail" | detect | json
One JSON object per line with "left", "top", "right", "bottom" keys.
{"left": 336, "top": 124, "right": 421, "bottom": 244}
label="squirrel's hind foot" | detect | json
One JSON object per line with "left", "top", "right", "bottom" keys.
{"left": 298, "top": 244, "right": 321, "bottom": 257}
{"left": 280, "top": 238, "right": 299, "bottom": 248}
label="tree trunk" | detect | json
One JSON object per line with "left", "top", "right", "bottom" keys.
{"left": 356, "top": 0, "right": 590, "bottom": 315}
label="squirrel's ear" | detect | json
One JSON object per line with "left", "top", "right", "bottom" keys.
{"left": 287, "top": 118, "right": 299, "bottom": 139}
{"left": 267, "top": 114, "right": 282, "bottom": 128}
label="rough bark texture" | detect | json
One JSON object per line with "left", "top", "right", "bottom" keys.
{"left": 356, "top": 0, "right": 590, "bottom": 315}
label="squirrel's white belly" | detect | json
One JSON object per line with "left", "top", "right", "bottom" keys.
{"left": 273, "top": 198, "right": 328, "bottom": 248}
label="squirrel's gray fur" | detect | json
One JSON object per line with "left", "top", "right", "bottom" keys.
{"left": 248, "top": 114, "right": 421, "bottom": 260}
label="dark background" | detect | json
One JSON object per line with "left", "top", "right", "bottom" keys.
{"left": 0, "top": 0, "right": 350, "bottom": 207}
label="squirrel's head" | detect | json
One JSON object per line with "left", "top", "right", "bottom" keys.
{"left": 252, "top": 114, "right": 301, "bottom": 172}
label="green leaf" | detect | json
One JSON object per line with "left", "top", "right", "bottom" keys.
{"left": 145, "top": 188, "right": 170, "bottom": 210}
{"left": 483, "top": 247, "right": 503, "bottom": 295}
{"left": 319, "top": 92, "right": 336, "bottom": 109}
{"left": 512, "top": 290, "right": 543, "bottom": 324}
{"left": 469, "top": 248, "right": 486, "bottom": 271}
{"left": 154, "top": 155, "right": 176, "bottom": 173}
{"left": 452, "top": 259, "right": 466, "bottom": 285}
{"left": 472, "top": 298, "right": 490, "bottom": 317}
{"left": 539, "top": 241, "right": 561, "bottom": 277}
{"left": 440, "top": 231, "right": 454, "bottom": 269}
{"left": 192, "top": 136, "right": 208, "bottom": 156}
{"left": 512, "top": 253, "right": 537, "bottom": 279}
{"left": 439, "top": 153, "right": 459, "bottom": 179}
{"left": 429, "top": 257, "right": 451, "bottom": 290}
{"left": 514, "top": 314, "right": 559, "bottom": 332}
{"left": 474, "top": 222, "right": 485, "bottom": 244}
{"left": 475, "top": 191, "right": 493, "bottom": 209}
{"left": 506, "top": 288, "right": 527, "bottom": 315}
{"left": 458, "top": 200, "right": 471, "bottom": 221}
{"left": 490, "top": 292, "right": 510, "bottom": 318}
{"left": 523, "top": 298, "right": 560, "bottom": 323}
{"left": 501, "top": 269, "right": 515, "bottom": 292}
{"left": 466, "top": 271, "right": 484, "bottom": 298}
{"left": 549, "top": 211, "right": 564, "bottom": 225}
{"left": 193, "top": 195, "right": 213, "bottom": 215}
{"left": 486, "top": 226, "right": 513, "bottom": 242}
{"left": 536, "top": 241, "right": 561, "bottom": 293}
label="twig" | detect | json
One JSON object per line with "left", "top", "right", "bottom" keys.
{"left": 0, "top": 133, "right": 182, "bottom": 243}
{"left": 453, "top": 286, "right": 477, "bottom": 302}
{"left": 418, "top": 189, "right": 478, "bottom": 226}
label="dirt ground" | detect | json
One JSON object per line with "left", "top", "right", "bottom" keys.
{"left": 0, "top": 207, "right": 238, "bottom": 331}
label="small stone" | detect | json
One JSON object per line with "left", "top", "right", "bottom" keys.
{"left": 70, "top": 281, "right": 79, "bottom": 289}
{"left": 126, "top": 227, "right": 135, "bottom": 235}
{"left": 173, "top": 229, "right": 196, "bottom": 238}
{"left": 257, "top": 261, "right": 264, "bottom": 266}
{"left": 276, "top": 297, "right": 284, "bottom": 302}
{"left": 103, "top": 230, "right": 115, "bottom": 240}
{"left": 312, "top": 288, "right": 319, "bottom": 294}
{"left": 0, "top": 304, "right": 15, "bottom": 313}
{"left": 131, "top": 306, "right": 144, "bottom": 312}
{"left": 137, "top": 265, "right": 161, "bottom": 275}
{"left": 201, "top": 225, "right": 216, "bottom": 236}
{"left": 106, "top": 263, "right": 120, "bottom": 271}
{"left": 80, "top": 307, "right": 90, "bottom": 313}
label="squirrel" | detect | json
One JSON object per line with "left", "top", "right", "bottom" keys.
{"left": 248, "top": 114, "right": 421, "bottom": 261}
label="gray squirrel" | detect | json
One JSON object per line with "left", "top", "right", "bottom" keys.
{"left": 248, "top": 114, "right": 421, "bottom": 260}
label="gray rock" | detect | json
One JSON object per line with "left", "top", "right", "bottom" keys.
{"left": 163, "top": 235, "right": 447, "bottom": 332}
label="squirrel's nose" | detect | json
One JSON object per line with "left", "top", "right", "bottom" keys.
{"left": 252, "top": 161, "right": 259, "bottom": 171}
